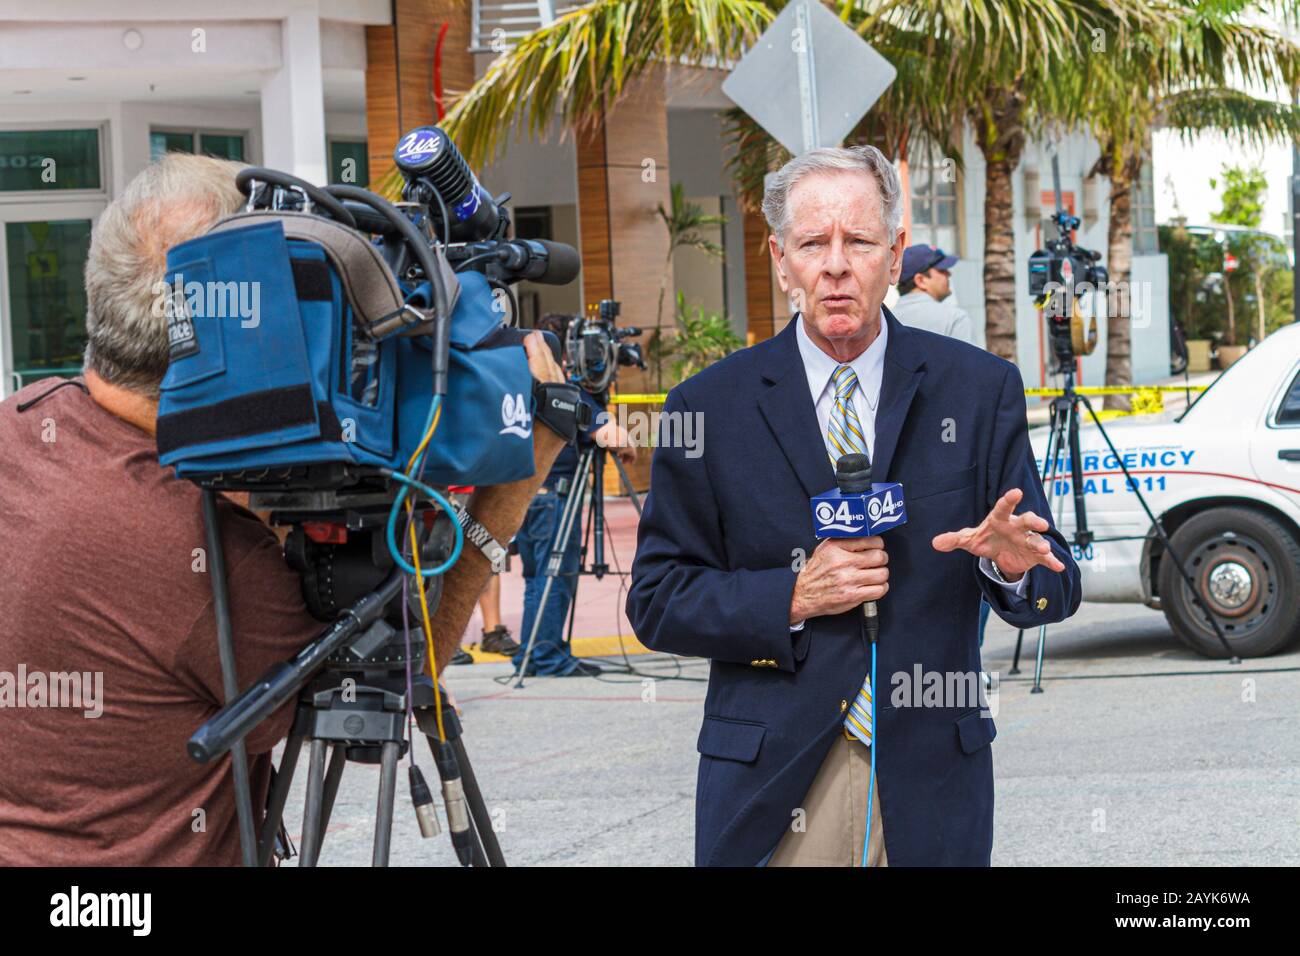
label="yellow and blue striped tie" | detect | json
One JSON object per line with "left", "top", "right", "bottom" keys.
{"left": 828, "top": 364, "right": 874, "bottom": 746}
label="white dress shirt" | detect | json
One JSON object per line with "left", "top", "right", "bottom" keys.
{"left": 790, "top": 311, "right": 1026, "bottom": 632}
{"left": 795, "top": 310, "right": 888, "bottom": 461}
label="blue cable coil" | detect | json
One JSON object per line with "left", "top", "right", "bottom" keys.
{"left": 385, "top": 395, "right": 465, "bottom": 577}
{"left": 861, "top": 640, "right": 877, "bottom": 868}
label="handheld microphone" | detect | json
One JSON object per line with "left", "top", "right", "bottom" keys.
{"left": 810, "top": 452, "right": 908, "bottom": 643}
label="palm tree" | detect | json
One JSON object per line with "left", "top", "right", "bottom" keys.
{"left": 439, "top": 0, "right": 1159, "bottom": 366}
{"left": 440, "top": 0, "right": 774, "bottom": 169}
{"left": 857, "top": 1, "right": 1170, "bottom": 363}
{"left": 727, "top": 1, "right": 1159, "bottom": 362}
{"left": 1073, "top": 2, "right": 1300, "bottom": 407}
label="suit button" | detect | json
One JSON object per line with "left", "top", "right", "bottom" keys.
{"left": 840, "top": 699, "right": 848, "bottom": 713}
{"left": 1036, "top": 597, "right": 1048, "bottom": 611}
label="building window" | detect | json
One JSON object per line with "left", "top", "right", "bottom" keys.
{"left": 907, "top": 139, "right": 960, "bottom": 254}
{"left": 5, "top": 218, "right": 93, "bottom": 389}
{"left": 150, "top": 129, "right": 246, "bottom": 163}
{"left": 0, "top": 128, "right": 102, "bottom": 193}
{"left": 328, "top": 140, "right": 369, "bottom": 186}
{"left": 513, "top": 206, "right": 553, "bottom": 241}
{"left": 1132, "top": 156, "right": 1158, "bottom": 254}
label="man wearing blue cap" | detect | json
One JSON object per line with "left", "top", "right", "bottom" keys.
{"left": 893, "top": 244, "right": 975, "bottom": 345}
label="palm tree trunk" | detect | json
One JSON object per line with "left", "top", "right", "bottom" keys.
{"left": 1103, "top": 157, "right": 1137, "bottom": 411}
{"left": 972, "top": 86, "right": 1027, "bottom": 364}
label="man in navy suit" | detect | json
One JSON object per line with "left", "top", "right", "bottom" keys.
{"left": 626, "top": 145, "right": 1081, "bottom": 866}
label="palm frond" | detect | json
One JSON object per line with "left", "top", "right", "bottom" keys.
{"left": 1160, "top": 87, "right": 1300, "bottom": 148}
{"left": 441, "top": 0, "right": 773, "bottom": 169}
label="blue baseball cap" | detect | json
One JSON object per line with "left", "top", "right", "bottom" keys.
{"left": 899, "top": 244, "right": 959, "bottom": 287}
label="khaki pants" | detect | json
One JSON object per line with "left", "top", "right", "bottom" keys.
{"left": 768, "top": 733, "right": 887, "bottom": 867}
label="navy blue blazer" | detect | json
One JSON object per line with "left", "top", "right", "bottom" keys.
{"left": 626, "top": 309, "right": 1081, "bottom": 866}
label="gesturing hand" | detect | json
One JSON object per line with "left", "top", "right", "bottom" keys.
{"left": 930, "top": 487, "right": 1065, "bottom": 580}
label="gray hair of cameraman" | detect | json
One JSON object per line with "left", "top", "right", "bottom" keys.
{"left": 760, "top": 145, "right": 903, "bottom": 249}
{"left": 83, "top": 153, "right": 246, "bottom": 398}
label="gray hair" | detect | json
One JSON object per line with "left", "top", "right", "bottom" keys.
{"left": 84, "top": 152, "right": 246, "bottom": 397}
{"left": 761, "top": 145, "right": 903, "bottom": 248}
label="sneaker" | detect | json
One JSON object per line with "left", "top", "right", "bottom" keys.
{"left": 450, "top": 647, "right": 475, "bottom": 666}
{"left": 479, "top": 626, "right": 521, "bottom": 657}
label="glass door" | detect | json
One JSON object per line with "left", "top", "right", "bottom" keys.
{"left": 0, "top": 202, "right": 102, "bottom": 398}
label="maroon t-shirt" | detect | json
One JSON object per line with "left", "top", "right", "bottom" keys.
{"left": 0, "top": 378, "right": 320, "bottom": 865}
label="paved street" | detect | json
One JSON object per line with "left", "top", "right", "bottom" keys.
{"left": 277, "top": 497, "right": 1300, "bottom": 867}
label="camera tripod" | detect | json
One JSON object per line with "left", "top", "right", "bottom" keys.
{"left": 1009, "top": 361, "right": 1240, "bottom": 691}
{"left": 192, "top": 488, "right": 506, "bottom": 867}
{"left": 263, "top": 622, "right": 505, "bottom": 867}
{"left": 513, "top": 436, "right": 643, "bottom": 687}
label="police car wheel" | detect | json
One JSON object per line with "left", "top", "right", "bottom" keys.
{"left": 1158, "top": 507, "right": 1300, "bottom": 658}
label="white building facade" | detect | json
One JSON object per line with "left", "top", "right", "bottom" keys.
{"left": 0, "top": 0, "right": 383, "bottom": 395}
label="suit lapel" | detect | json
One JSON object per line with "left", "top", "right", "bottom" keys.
{"left": 756, "top": 309, "right": 927, "bottom": 495}
{"left": 871, "top": 308, "right": 927, "bottom": 482}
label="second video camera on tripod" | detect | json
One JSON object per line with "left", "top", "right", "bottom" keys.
{"left": 565, "top": 299, "right": 646, "bottom": 395}
{"left": 1028, "top": 155, "right": 1108, "bottom": 371}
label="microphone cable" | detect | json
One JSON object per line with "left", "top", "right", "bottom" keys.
{"left": 861, "top": 631, "right": 878, "bottom": 868}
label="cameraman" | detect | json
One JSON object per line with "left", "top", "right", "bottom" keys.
{"left": 0, "top": 154, "right": 572, "bottom": 865}
{"left": 511, "top": 313, "right": 637, "bottom": 677}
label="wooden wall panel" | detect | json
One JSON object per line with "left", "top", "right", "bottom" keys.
{"left": 365, "top": 0, "right": 475, "bottom": 188}
{"left": 576, "top": 68, "right": 673, "bottom": 495}
{"left": 575, "top": 123, "right": 613, "bottom": 305}
{"left": 744, "top": 207, "right": 775, "bottom": 343}
{"left": 365, "top": 24, "right": 399, "bottom": 187}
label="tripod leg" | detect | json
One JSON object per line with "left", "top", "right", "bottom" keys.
{"left": 452, "top": 735, "right": 506, "bottom": 867}
{"left": 1018, "top": 396, "right": 1071, "bottom": 695}
{"left": 257, "top": 732, "right": 304, "bottom": 867}
{"left": 1032, "top": 624, "right": 1048, "bottom": 694}
{"left": 372, "top": 740, "right": 401, "bottom": 866}
{"left": 200, "top": 489, "right": 259, "bottom": 868}
{"left": 515, "top": 449, "right": 593, "bottom": 686}
{"left": 611, "top": 451, "right": 643, "bottom": 516}
{"left": 298, "top": 738, "right": 329, "bottom": 867}
{"left": 516, "top": 575, "right": 558, "bottom": 687}
{"left": 317, "top": 743, "right": 347, "bottom": 836}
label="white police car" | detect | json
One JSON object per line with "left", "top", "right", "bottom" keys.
{"left": 1030, "top": 321, "right": 1300, "bottom": 657}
